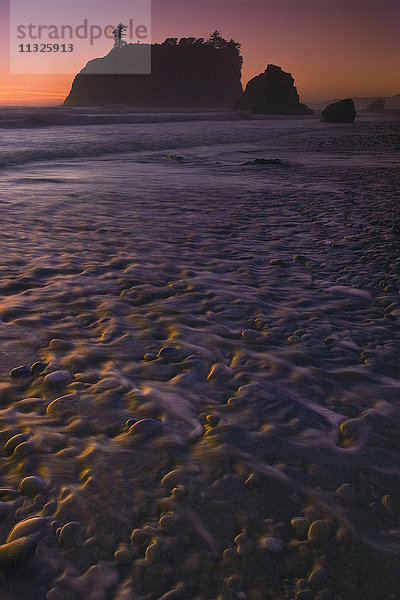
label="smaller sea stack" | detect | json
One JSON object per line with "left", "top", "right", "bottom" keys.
{"left": 321, "top": 98, "right": 356, "bottom": 123}
{"left": 364, "top": 98, "right": 386, "bottom": 113}
{"left": 233, "top": 64, "right": 313, "bottom": 115}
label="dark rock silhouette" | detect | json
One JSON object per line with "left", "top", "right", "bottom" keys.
{"left": 241, "top": 158, "right": 283, "bottom": 166}
{"left": 233, "top": 64, "right": 313, "bottom": 115}
{"left": 364, "top": 98, "right": 386, "bottom": 113}
{"left": 321, "top": 98, "right": 356, "bottom": 123}
{"left": 64, "top": 33, "right": 243, "bottom": 108}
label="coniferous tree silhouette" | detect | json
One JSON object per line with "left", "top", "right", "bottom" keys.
{"left": 113, "top": 23, "right": 127, "bottom": 48}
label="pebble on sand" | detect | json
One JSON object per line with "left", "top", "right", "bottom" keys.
{"left": 222, "top": 548, "right": 240, "bottom": 567}
{"left": 307, "top": 520, "right": 331, "bottom": 546}
{"left": 7, "top": 517, "right": 48, "bottom": 542}
{"left": 241, "top": 329, "right": 263, "bottom": 341}
{"left": 10, "top": 365, "right": 31, "bottom": 378}
{"left": 262, "top": 536, "right": 284, "bottom": 552}
{"left": 145, "top": 540, "right": 163, "bottom": 561}
{"left": 0, "top": 488, "right": 20, "bottom": 501}
{"left": 49, "top": 339, "right": 74, "bottom": 351}
{"left": 159, "top": 512, "right": 181, "bottom": 534}
{"left": 291, "top": 517, "right": 310, "bottom": 539}
{"left": 206, "top": 414, "right": 220, "bottom": 427}
{"left": 42, "top": 501, "right": 57, "bottom": 516}
{"left": 114, "top": 543, "right": 133, "bottom": 566}
{"left": 207, "top": 362, "right": 234, "bottom": 383}
{"left": 172, "top": 485, "right": 187, "bottom": 500}
{"left": 339, "top": 418, "right": 362, "bottom": 436}
{"left": 58, "top": 521, "right": 84, "bottom": 547}
{"left": 46, "top": 393, "right": 79, "bottom": 416}
{"left": 12, "top": 441, "right": 34, "bottom": 460}
{"left": 157, "top": 584, "right": 187, "bottom": 600}
{"left": 130, "top": 528, "right": 149, "bottom": 546}
{"left": 234, "top": 532, "right": 257, "bottom": 557}
{"left": 336, "top": 483, "right": 358, "bottom": 501}
{"left": 19, "top": 476, "right": 48, "bottom": 496}
{"left": 5, "top": 433, "right": 29, "bottom": 455}
{"left": 157, "top": 347, "right": 182, "bottom": 361}
{"left": 128, "top": 418, "right": 162, "bottom": 438}
{"left": 161, "top": 469, "right": 188, "bottom": 489}
{"left": 270, "top": 258, "right": 286, "bottom": 267}
{"left": 0, "top": 536, "right": 37, "bottom": 568}
{"left": 292, "top": 255, "right": 310, "bottom": 265}
{"left": 382, "top": 495, "right": 400, "bottom": 516}
{"left": 308, "top": 566, "right": 329, "bottom": 590}
{"left": 164, "top": 154, "right": 184, "bottom": 161}
{"left": 30, "top": 361, "right": 48, "bottom": 376}
{"left": 44, "top": 370, "right": 72, "bottom": 388}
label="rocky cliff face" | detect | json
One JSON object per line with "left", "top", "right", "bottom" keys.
{"left": 64, "top": 37, "right": 243, "bottom": 108}
{"left": 233, "top": 64, "right": 313, "bottom": 115}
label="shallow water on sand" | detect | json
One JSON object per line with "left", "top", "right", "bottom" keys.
{"left": 0, "top": 113, "right": 399, "bottom": 600}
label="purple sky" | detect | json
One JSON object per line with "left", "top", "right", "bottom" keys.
{"left": 0, "top": 0, "right": 399, "bottom": 105}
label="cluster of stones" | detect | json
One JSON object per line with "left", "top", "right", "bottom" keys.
{"left": 3, "top": 330, "right": 400, "bottom": 598}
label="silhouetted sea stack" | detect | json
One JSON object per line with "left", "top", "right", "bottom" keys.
{"left": 64, "top": 35, "right": 243, "bottom": 108}
{"left": 321, "top": 98, "right": 356, "bottom": 123}
{"left": 233, "top": 64, "right": 313, "bottom": 115}
{"left": 364, "top": 98, "right": 386, "bottom": 113}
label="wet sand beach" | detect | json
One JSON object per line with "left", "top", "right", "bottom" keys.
{"left": 0, "top": 114, "right": 399, "bottom": 599}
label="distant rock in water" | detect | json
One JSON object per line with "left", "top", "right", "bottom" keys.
{"left": 321, "top": 98, "right": 356, "bottom": 123}
{"left": 364, "top": 98, "right": 386, "bottom": 113}
{"left": 233, "top": 64, "right": 313, "bottom": 115}
{"left": 386, "top": 93, "right": 400, "bottom": 110}
{"left": 241, "top": 158, "right": 283, "bottom": 166}
{"left": 64, "top": 34, "right": 243, "bottom": 108}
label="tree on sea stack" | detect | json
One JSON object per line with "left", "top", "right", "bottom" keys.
{"left": 207, "top": 30, "right": 228, "bottom": 48}
{"left": 113, "top": 23, "right": 127, "bottom": 48}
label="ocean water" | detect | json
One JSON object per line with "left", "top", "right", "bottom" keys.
{"left": 0, "top": 107, "right": 308, "bottom": 167}
{"left": 0, "top": 107, "right": 398, "bottom": 198}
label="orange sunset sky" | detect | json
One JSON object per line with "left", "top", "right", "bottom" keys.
{"left": 0, "top": 0, "right": 399, "bottom": 106}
